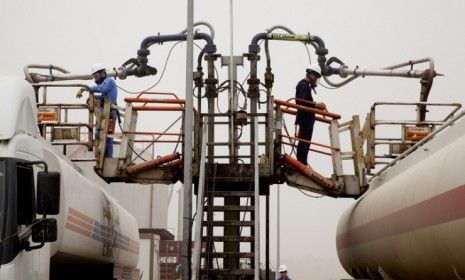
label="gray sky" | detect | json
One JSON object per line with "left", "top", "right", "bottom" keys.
{"left": 2, "top": 0, "right": 465, "bottom": 279}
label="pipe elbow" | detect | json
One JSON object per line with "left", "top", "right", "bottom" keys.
{"left": 249, "top": 33, "right": 268, "bottom": 53}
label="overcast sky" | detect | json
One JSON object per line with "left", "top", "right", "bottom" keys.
{"left": 2, "top": 0, "right": 465, "bottom": 279}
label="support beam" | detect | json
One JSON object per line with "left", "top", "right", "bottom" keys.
{"left": 182, "top": 0, "right": 194, "bottom": 279}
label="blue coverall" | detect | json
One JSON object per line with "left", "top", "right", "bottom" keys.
{"left": 91, "top": 77, "right": 118, "bottom": 158}
{"left": 295, "top": 79, "right": 316, "bottom": 166}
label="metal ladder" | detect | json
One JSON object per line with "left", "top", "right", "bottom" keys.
{"left": 192, "top": 119, "right": 260, "bottom": 280}
{"left": 200, "top": 188, "right": 256, "bottom": 279}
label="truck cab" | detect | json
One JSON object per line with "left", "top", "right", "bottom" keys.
{"left": 0, "top": 75, "right": 140, "bottom": 280}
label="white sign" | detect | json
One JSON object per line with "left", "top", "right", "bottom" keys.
{"left": 159, "top": 256, "right": 177, "bottom": 264}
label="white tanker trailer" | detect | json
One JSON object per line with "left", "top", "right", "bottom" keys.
{"left": 336, "top": 102, "right": 465, "bottom": 278}
{"left": 0, "top": 74, "right": 140, "bottom": 279}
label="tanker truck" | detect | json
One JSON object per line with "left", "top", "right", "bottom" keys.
{"left": 0, "top": 74, "right": 140, "bottom": 279}
{"left": 336, "top": 91, "right": 465, "bottom": 278}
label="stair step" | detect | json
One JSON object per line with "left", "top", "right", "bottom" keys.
{"left": 203, "top": 220, "right": 254, "bottom": 227}
{"left": 201, "top": 252, "right": 255, "bottom": 258}
{"left": 205, "top": 191, "right": 254, "bottom": 197}
{"left": 203, "top": 205, "right": 255, "bottom": 212}
{"left": 202, "top": 236, "right": 254, "bottom": 242}
{"left": 200, "top": 269, "right": 254, "bottom": 275}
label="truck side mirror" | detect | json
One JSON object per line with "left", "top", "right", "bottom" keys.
{"left": 37, "top": 171, "right": 60, "bottom": 215}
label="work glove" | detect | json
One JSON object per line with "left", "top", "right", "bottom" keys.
{"left": 76, "top": 88, "right": 86, "bottom": 99}
{"left": 317, "top": 102, "right": 327, "bottom": 110}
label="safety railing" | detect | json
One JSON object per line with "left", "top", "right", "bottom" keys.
{"left": 273, "top": 98, "right": 367, "bottom": 192}
{"left": 109, "top": 91, "right": 186, "bottom": 177}
{"left": 361, "top": 102, "right": 462, "bottom": 174}
{"left": 34, "top": 83, "right": 96, "bottom": 153}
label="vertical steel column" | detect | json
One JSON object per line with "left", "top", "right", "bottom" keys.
{"left": 221, "top": 56, "right": 243, "bottom": 163}
{"left": 192, "top": 118, "right": 208, "bottom": 280}
{"left": 182, "top": 0, "right": 194, "bottom": 279}
{"left": 266, "top": 193, "right": 270, "bottom": 280}
{"left": 277, "top": 185, "right": 280, "bottom": 270}
{"left": 253, "top": 109, "right": 260, "bottom": 280}
{"left": 206, "top": 56, "right": 216, "bottom": 164}
{"left": 228, "top": 0, "right": 235, "bottom": 164}
{"left": 247, "top": 53, "right": 261, "bottom": 280}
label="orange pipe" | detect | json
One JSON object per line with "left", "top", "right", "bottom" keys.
{"left": 126, "top": 152, "right": 180, "bottom": 175}
{"left": 280, "top": 108, "right": 331, "bottom": 124}
{"left": 284, "top": 154, "right": 335, "bottom": 189}
{"left": 274, "top": 99, "right": 341, "bottom": 119}
{"left": 132, "top": 106, "right": 184, "bottom": 111}
{"left": 136, "top": 91, "right": 180, "bottom": 99}
{"left": 162, "top": 159, "right": 183, "bottom": 167}
{"left": 287, "top": 97, "right": 326, "bottom": 110}
{"left": 124, "top": 97, "right": 185, "bottom": 104}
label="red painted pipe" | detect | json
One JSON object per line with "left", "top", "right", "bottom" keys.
{"left": 136, "top": 91, "right": 180, "bottom": 99}
{"left": 126, "top": 152, "right": 180, "bottom": 175}
{"left": 124, "top": 97, "right": 185, "bottom": 104}
{"left": 132, "top": 106, "right": 184, "bottom": 111}
{"left": 162, "top": 159, "right": 183, "bottom": 167}
{"left": 284, "top": 154, "right": 335, "bottom": 189}
{"left": 287, "top": 97, "right": 326, "bottom": 110}
{"left": 280, "top": 108, "right": 331, "bottom": 124}
{"left": 274, "top": 99, "right": 341, "bottom": 119}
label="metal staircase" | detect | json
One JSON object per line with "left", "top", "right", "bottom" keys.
{"left": 200, "top": 189, "right": 256, "bottom": 279}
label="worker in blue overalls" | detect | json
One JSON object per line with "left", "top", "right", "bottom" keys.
{"left": 295, "top": 64, "right": 326, "bottom": 166}
{"left": 77, "top": 63, "right": 118, "bottom": 158}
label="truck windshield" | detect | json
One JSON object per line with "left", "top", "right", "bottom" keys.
{"left": 0, "top": 160, "right": 5, "bottom": 239}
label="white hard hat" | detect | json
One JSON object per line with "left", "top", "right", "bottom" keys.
{"left": 91, "top": 63, "right": 106, "bottom": 75}
{"left": 278, "top": 264, "right": 288, "bottom": 272}
{"left": 306, "top": 64, "right": 322, "bottom": 76}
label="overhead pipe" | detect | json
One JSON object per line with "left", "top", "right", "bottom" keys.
{"left": 24, "top": 64, "right": 130, "bottom": 83}
{"left": 136, "top": 32, "right": 216, "bottom": 77}
{"left": 179, "top": 21, "right": 215, "bottom": 40}
{"left": 248, "top": 32, "right": 329, "bottom": 74}
{"left": 324, "top": 58, "right": 438, "bottom": 121}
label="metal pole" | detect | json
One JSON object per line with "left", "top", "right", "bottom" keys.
{"left": 253, "top": 112, "right": 260, "bottom": 279}
{"left": 228, "top": 0, "right": 235, "bottom": 163}
{"left": 277, "top": 185, "right": 280, "bottom": 270}
{"left": 266, "top": 193, "right": 270, "bottom": 280}
{"left": 182, "top": 0, "right": 194, "bottom": 278}
{"left": 191, "top": 118, "right": 208, "bottom": 280}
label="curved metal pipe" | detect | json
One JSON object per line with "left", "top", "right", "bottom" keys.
{"left": 24, "top": 64, "right": 70, "bottom": 83}
{"left": 267, "top": 25, "right": 295, "bottom": 34}
{"left": 249, "top": 33, "right": 268, "bottom": 53}
{"left": 179, "top": 21, "right": 215, "bottom": 40}
{"left": 137, "top": 32, "right": 216, "bottom": 77}
{"left": 139, "top": 32, "right": 215, "bottom": 52}
{"left": 248, "top": 31, "right": 328, "bottom": 73}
